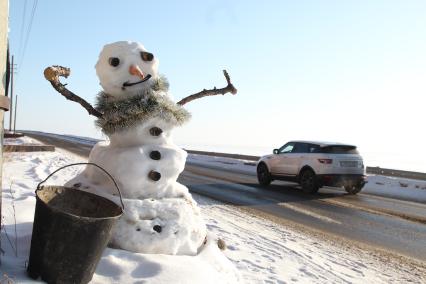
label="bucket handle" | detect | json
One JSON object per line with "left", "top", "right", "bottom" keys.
{"left": 37, "top": 162, "right": 125, "bottom": 211}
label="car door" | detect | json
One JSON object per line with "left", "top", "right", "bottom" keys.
{"left": 286, "top": 142, "right": 309, "bottom": 175}
{"left": 269, "top": 142, "right": 295, "bottom": 175}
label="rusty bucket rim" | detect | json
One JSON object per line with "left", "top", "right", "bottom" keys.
{"left": 36, "top": 185, "right": 123, "bottom": 221}
{"left": 37, "top": 162, "right": 125, "bottom": 211}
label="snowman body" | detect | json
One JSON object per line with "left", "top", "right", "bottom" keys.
{"left": 83, "top": 118, "right": 189, "bottom": 200}
{"left": 66, "top": 41, "right": 207, "bottom": 255}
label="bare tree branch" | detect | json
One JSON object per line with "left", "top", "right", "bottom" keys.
{"left": 44, "top": 65, "right": 103, "bottom": 118}
{"left": 177, "top": 70, "right": 237, "bottom": 106}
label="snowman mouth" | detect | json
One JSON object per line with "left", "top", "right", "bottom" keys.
{"left": 122, "top": 74, "right": 152, "bottom": 89}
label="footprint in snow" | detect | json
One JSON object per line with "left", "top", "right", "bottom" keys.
{"left": 31, "top": 157, "right": 44, "bottom": 164}
{"left": 299, "top": 267, "right": 318, "bottom": 279}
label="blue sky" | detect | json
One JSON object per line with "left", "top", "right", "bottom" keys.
{"left": 6, "top": 0, "right": 426, "bottom": 171}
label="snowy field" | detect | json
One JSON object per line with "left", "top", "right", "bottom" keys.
{"left": 1, "top": 137, "right": 425, "bottom": 283}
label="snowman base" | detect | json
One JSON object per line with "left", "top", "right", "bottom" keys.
{"left": 92, "top": 233, "right": 241, "bottom": 283}
{"left": 109, "top": 197, "right": 207, "bottom": 255}
{"left": 65, "top": 177, "right": 207, "bottom": 256}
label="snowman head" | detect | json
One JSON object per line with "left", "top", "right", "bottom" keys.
{"left": 95, "top": 41, "right": 159, "bottom": 98}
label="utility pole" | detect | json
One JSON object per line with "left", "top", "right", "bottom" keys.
{"left": 8, "top": 55, "right": 17, "bottom": 133}
{"left": 13, "top": 94, "right": 17, "bottom": 133}
{"left": 8, "top": 55, "right": 13, "bottom": 131}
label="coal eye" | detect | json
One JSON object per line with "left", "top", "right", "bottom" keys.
{"left": 108, "top": 57, "right": 120, "bottom": 67}
{"left": 141, "top": 51, "right": 154, "bottom": 62}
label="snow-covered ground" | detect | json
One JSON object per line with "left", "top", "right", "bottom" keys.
{"left": 1, "top": 137, "right": 425, "bottom": 283}
{"left": 3, "top": 136, "right": 40, "bottom": 145}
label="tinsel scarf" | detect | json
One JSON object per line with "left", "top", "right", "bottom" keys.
{"left": 95, "top": 76, "right": 191, "bottom": 134}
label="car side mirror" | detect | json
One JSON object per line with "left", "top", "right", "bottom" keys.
{"left": 273, "top": 149, "right": 279, "bottom": 154}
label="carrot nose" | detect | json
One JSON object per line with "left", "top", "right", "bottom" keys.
{"left": 129, "top": 64, "right": 145, "bottom": 79}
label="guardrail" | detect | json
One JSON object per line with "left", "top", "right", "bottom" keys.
{"left": 185, "top": 149, "right": 260, "bottom": 161}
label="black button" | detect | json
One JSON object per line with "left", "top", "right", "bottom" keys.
{"left": 149, "top": 127, "right": 163, "bottom": 136}
{"left": 153, "top": 225, "right": 162, "bottom": 233}
{"left": 150, "top": 150, "right": 161, "bottom": 160}
{"left": 148, "top": 170, "right": 161, "bottom": 181}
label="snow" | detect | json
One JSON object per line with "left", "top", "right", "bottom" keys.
{"left": 92, "top": 234, "right": 237, "bottom": 284}
{"left": 68, "top": 40, "right": 210, "bottom": 257}
{"left": 4, "top": 136, "right": 40, "bottom": 145}
{"left": 196, "top": 198, "right": 426, "bottom": 283}
{"left": 95, "top": 41, "right": 159, "bottom": 97}
{"left": 9, "top": 36, "right": 240, "bottom": 279}
{"left": 2, "top": 137, "right": 425, "bottom": 283}
{"left": 365, "top": 175, "right": 426, "bottom": 203}
{"left": 110, "top": 197, "right": 206, "bottom": 255}
{"left": 67, "top": 126, "right": 189, "bottom": 200}
{"left": 66, "top": 116, "right": 208, "bottom": 256}
{"left": 1, "top": 137, "right": 239, "bottom": 283}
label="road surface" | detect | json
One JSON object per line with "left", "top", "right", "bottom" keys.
{"left": 24, "top": 132, "right": 426, "bottom": 263}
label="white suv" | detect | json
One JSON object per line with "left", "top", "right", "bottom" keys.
{"left": 257, "top": 141, "right": 366, "bottom": 194}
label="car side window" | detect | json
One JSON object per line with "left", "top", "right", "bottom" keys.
{"left": 292, "top": 143, "right": 309, "bottom": 153}
{"left": 278, "top": 143, "right": 294, "bottom": 154}
{"left": 308, "top": 144, "right": 320, "bottom": 153}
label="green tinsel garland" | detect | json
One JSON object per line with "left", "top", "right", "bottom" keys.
{"left": 95, "top": 76, "right": 191, "bottom": 134}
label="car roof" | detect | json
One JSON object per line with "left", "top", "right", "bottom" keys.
{"left": 288, "top": 140, "right": 357, "bottom": 148}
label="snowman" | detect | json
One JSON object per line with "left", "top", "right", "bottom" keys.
{"left": 45, "top": 41, "right": 236, "bottom": 256}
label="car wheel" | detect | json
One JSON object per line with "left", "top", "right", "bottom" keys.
{"left": 344, "top": 184, "right": 363, "bottom": 195}
{"left": 257, "top": 163, "right": 272, "bottom": 186}
{"left": 299, "top": 169, "right": 319, "bottom": 193}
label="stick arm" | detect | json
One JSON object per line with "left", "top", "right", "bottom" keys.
{"left": 44, "top": 65, "right": 103, "bottom": 118}
{"left": 177, "top": 70, "right": 237, "bottom": 106}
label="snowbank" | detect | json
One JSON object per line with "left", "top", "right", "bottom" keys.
{"left": 365, "top": 175, "right": 426, "bottom": 203}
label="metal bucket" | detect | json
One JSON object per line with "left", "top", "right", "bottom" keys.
{"left": 27, "top": 163, "right": 124, "bottom": 284}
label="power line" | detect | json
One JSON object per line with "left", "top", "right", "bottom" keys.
{"left": 19, "top": 0, "right": 38, "bottom": 70}
{"left": 18, "top": 0, "right": 28, "bottom": 57}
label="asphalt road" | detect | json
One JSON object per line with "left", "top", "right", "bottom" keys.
{"left": 23, "top": 132, "right": 426, "bottom": 262}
